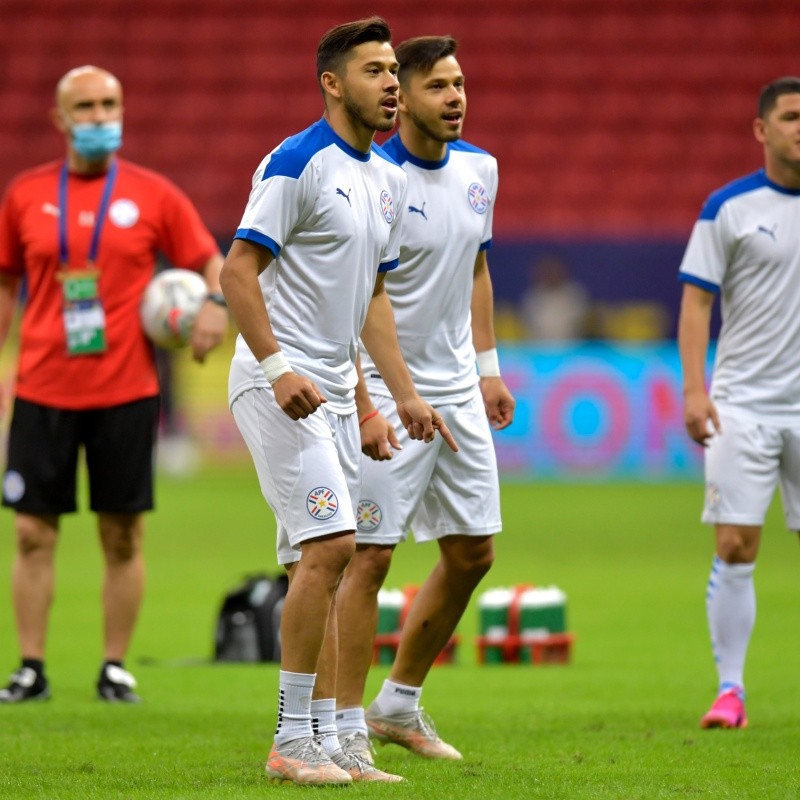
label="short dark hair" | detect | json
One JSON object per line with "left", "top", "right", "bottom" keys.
{"left": 395, "top": 35, "right": 458, "bottom": 87}
{"left": 758, "top": 76, "right": 800, "bottom": 118}
{"left": 316, "top": 16, "right": 392, "bottom": 81}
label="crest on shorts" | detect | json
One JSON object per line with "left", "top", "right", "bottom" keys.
{"left": 306, "top": 487, "right": 339, "bottom": 520}
{"left": 705, "top": 482, "right": 721, "bottom": 513}
{"left": 356, "top": 499, "right": 383, "bottom": 532}
{"left": 379, "top": 190, "right": 395, "bottom": 223}
{"left": 2, "top": 470, "right": 25, "bottom": 503}
{"left": 467, "top": 182, "right": 489, "bottom": 214}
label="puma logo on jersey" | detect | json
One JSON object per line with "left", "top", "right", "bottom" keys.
{"left": 336, "top": 187, "right": 352, "bottom": 206}
{"left": 756, "top": 224, "right": 777, "bottom": 241}
{"left": 408, "top": 201, "right": 427, "bottom": 220}
{"left": 41, "top": 202, "right": 60, "bottom": 217}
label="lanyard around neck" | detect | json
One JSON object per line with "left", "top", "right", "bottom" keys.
{"left": 58, "top": 160, "right": 118, "bottom": 267}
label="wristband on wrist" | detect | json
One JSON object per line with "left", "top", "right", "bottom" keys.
{"left": 259, "top": 352, "right": 293, "bottom": 385}
{"left": 476, "top": 348, "right": 501, "bottom": 378}
{"left": 359, "top": 409, "right": 379, "bottom": 427}
{"left": 205, "top": 292, "right": 227, "bottom": 308}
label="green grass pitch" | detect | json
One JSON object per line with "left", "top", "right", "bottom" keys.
{"left": 1, "top": 465, "right": 799, "bottom": 798}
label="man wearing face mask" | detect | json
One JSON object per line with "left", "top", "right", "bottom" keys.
{"left": 0, "top": 65, "right": 227, "bottom": 704}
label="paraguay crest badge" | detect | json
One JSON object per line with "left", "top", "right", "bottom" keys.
{"left": 109, "top": 198, "right": 140, "bottom": 228}
{"left": 379, "top": 190, "right": 395, "bottom": 223}
{"left": 307, "top": 487, "right": 339, "bottom": 520}
{"left": 705, "top": 482, "right": 721, "bottom": 514}
{"left": 2, "top": 470, "right": 25, "bottom": 503}
{"left": 468, "top": 182, "right": 489, "bottom": 214}
{"left": 356, "top": 499, "right": 383, "bottom": 533}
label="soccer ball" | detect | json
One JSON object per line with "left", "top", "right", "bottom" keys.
{"left": 140, "top": 268, "right": 207, "bottom": 349}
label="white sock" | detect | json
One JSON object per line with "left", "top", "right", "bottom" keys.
{"left": 335, "top": 706, "right": 368, "bottom": 737}
{"left": 274, "top": 670, "right": 315, "bottom": 745}
{"left": 706, "top": 556, "right": 755, "bottom": 695}
{"left": 373, "top": 679, "right": 422, "bottom": 716}
{"left": 311, "top": 698, "right": 344, "bottom": 756}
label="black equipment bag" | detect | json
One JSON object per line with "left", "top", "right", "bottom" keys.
{"left": 213, "top": 573, "right": 288, "bottom": 662}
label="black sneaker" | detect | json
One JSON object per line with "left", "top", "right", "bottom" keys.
{"left": 97, "top": 664, "right": 141, "bottom": 703}
{"left": 0, "top": 667, "right": 50, "bottom": 704}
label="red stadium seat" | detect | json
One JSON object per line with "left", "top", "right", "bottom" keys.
{"left": 0, "top": 0, "right": 797, "bottom": 238}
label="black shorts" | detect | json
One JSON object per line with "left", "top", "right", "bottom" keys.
{"left": 2, "top": 396, "right": 159, "bottom": 515}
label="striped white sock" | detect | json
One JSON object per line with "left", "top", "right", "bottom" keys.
{"left": 706, "top": 556, "right": 755, "bottom": 694}
{"left": 335, "top": 705, "right": 367, "bottom": 737}
{"left": 311, "top": 698, "right": 344, "bottom": 756}
{"left": 274, "top": 670, "right": 315, "bottom": 745}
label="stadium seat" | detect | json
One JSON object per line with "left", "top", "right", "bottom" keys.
{"left": 0, "top": 0, "right": 796, "bottom": 239}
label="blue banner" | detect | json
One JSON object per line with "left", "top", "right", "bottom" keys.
{"left": 495, "top": 343, "right": 709, "bottom": 480}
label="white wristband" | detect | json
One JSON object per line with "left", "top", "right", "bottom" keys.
{"left": 476, "top": 348, "right": 501, "bottom": 378}
{"left": 260, "top": 352, "right": 293, "bottom": 385}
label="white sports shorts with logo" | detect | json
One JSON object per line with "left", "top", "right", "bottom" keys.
{"left": 231, "top": 387, "right": 360, "bottom": 565}
{"left": 702, "top": 407, "right": 800, "bottom": 530}
{"left": 356, "top": 387, "right": 502, "bottom": 546}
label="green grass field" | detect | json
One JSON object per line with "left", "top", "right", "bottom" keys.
{"left": 1, "top": 465, "right": 799, "bottom": 799}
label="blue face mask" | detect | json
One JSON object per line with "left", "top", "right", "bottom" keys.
{"left": 71, "top": 121, "right": 123, "bottom": 160}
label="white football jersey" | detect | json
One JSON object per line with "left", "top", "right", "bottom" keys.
{"left": 678, "top": 169, "right": 800, "bottom": 422}
{"left": 228, "top": 118, "right": 407, "bottom": 413}
{"left": 360, "top": 135, "right": 497, "bottom": 404}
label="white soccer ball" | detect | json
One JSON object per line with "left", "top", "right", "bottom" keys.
{"left": 140, "top": 268, "right": 207, "bottom": 349}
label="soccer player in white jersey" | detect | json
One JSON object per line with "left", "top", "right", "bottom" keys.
{"left": 219, "top": 18, "right": 456, "bottom": 785}
{"left": 678, "top": 76, "right": 800, "bottom": 730}
{"left": 333, "top": 35, "right": 515, "bottom": 762}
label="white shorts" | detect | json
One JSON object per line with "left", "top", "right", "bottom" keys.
{"left": 231, "top": 388, "right": 360, "bottom": 565}
{"left": 702, "top": 409, "right": 800, "bottom": 530}
{"left": 355, "top": 388, "right": 502, "bottom": 546}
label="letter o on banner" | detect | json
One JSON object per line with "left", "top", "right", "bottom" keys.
{"left": 541, "top": 372, "right": 630, "bottom": 473}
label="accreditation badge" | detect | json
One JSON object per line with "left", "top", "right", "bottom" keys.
{"left": 60, "top": 270, "right": 107, "bottom": 355}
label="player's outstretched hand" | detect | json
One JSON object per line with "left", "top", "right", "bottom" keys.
{"left": 397, "top": 397, "right": 458, "bottom": 452}
{"left": 480, "top": 376, "right": 516, "bottom": 430}
{"left": 190, "top": 302, "right": 228, "bottom": 363}
{"left": 360, "top": 411, "right": 402, "bottom": 461}
{"left": 274, "top": 372, "right": 327, "bottom": 420}
{"left": 684, "top": 389, "right": 721, "bottom": 446}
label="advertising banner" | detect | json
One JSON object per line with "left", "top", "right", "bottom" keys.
{"left": 495, "top": 343, "right": 709, "bottom": 480}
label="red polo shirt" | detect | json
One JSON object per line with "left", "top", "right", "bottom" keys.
{"left": 0, "top": 158, "right": 219, "bottom": 409}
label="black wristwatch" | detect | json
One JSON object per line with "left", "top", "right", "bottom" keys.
{"left": 205, "top": 292, "right": 227, "bottom": 308}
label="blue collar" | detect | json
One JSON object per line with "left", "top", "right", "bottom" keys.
{"left": 392, "top": 136, "right": 450, "bottom": 171}
{"left": 319, "top": 117, "right": 372, "bottom": 163}
{"left": 759, "top": 168, "right": 800, "bottom": 196}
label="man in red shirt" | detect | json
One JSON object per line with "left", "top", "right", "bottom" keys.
{"left": 0, "top": 65, "right": 227, "bottom": 703}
